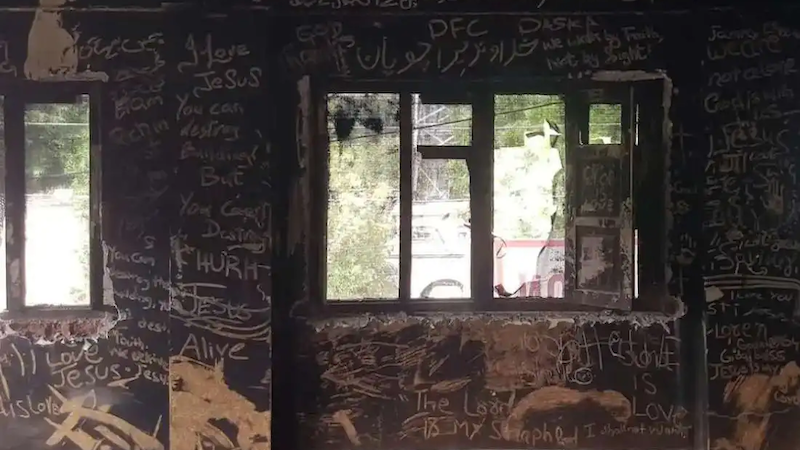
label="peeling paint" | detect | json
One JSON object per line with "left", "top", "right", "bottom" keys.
{"left": 713, "top": 362, "right": 800, "bottom": 450}
{"left": 309, "top": 299, "right": 686, "bottom": 333}
{"left": 502, "top": 387, "right": 631, "bottom": 440}
{"left": 0, "top": 311, "right": 118, "bottom": 343}
{"left": 22, "top": 0, "right": 108, "bottom": 82}
{"left": 0, "top": 240, "right": 120, "bottom": 345}
{"left": 25, "top": 0, "right": 79, "bottom": 80}
{"left": 102, "top": 241, "right": 116, "bottom": 306}
{"left": 705, "top": 286, "right": 724, "bottom": 303}
{"left": 170, "top": 356, "right": 271, "bottom": 450}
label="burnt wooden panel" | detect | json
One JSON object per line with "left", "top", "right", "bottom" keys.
{"left": 0, "top": 4, "right": 796, "bottom": 450}
{"left": 168, "top": 13, "right": 273, "bottom": 450}
{"left": 700, "top": 10, "right": 800, "bottom": 450}
{"left": 0, "top": 13, "right": 172, "bottom": 449}
{"left": 0, "top": 10, "right": 276, "bottom": 450}
{"left": 297, "top": 321, "right": 686, "bottom": 450}
{"left": 0, "top": 334, "right": 168, "bottom": 450}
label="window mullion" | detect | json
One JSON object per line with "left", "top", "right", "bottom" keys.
{"left": 89, "top": 88, "right": 103, "bottom": 309}
{"left": 563, "top": 92, "right": 590, "bottom": 302}
{"left": 4, "top": 95, "right": 25, "bottom": 311}
{"left": 399, "top": 91, "right": 413, "bottom": 304}
{"left": 470, "top": 89, "right": 494, "bottom": 306}
{"left": 621, "top": 86, "right": 636, "bottom": 298}
{"left": 309, "top": 80, "right": 327, "bottom": 305}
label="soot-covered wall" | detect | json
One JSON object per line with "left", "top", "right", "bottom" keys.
{"left": 0, "top": 2, "right": 797, "bottom": 450}
{"left": 0, "top": 6, "right": 272, "bottom": 450}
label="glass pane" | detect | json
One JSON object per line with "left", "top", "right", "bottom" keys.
{"left": 411, "top": 159, "right": 470, "bottom": 299}
{"left": 25, "top": 96, "right": 91, "bottom": 306}
{"left": 589, "top": 103, "right": 622, "bottom": 144}
{"left": 326, "top": 93, "right": 400, "bottom": 300}
{"left": 414, "top": 96, "right": 471, "bottom": 146}
{"left": 493, "top": 94, "right": 566, "bottom": 298}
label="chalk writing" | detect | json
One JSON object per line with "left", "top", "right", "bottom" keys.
{"left": 0, "top": 40, "right": 17, "bottom": 76}
{"left": 170, "top": 282, "right": 271, "bottom": 342}
{"left": 283, "top": 16, "right": 663, "bottom": 78}
{"left": 311, "top": 322, "right": 685, "bottom": 448}
{"left": 580, "top": 161, "right": 618, "bottom": 214}
{"left": 179, "top": 333, "right": 249, "bottom": 362}
{"left": 44, "top": 386, "right": 164, "bottom": 450}
{"left": 78, "top": 33, "right": 164, "bottom": 61}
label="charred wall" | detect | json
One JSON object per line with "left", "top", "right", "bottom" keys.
{"left": 0, "top": 8, "right": 272, "bottom": 450}
{"left": 0, "top": 2, "right": 795, "bottom": 450}
{"left": 277, "top": 5, "right": 800, "bottom": 450}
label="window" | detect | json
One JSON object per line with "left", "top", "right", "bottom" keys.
{"left": 0, "top": 84, "right": 102, "bottom": 314}
{"left": 319, "top": 81, "right": 668, "bottom": 313}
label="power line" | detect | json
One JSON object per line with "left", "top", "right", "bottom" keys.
{"left": 329, "top": 101, "right": 564, "bottom": 144}
{"left": 25, "top": 122, "right": 89, "bottom": 127}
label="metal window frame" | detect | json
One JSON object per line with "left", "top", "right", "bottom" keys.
{"left": 1, "top": 81, "right": 104, "bottom": 314}
{"left": 312, "top": 79, "right": 670, "bottom": 316}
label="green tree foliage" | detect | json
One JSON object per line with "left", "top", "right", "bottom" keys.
{"left": 326, "top": 94, "right": 400, "bottom": 299}
{"left": 325, "top": 92, "right": 624, "bottom": 299}
{"left": 23, "top": 99, "right": 91, "bottom": 302}
{"left": 25, "top": 101, "right": 90, "bottom": 194}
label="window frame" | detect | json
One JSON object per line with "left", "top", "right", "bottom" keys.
{"left": 0, "top": 81, "right": 105, "bottom": 317}
{"left": 312, "top": 79, "right": 669, "bottom": 316}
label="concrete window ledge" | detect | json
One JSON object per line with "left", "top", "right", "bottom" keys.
{"left": 0, "top": 307, "right": 118, "bottom": 342}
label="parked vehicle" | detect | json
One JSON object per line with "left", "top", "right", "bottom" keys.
{"left": 388, "top": 200, "right": 472, "bottom": 298}
{"left": 388, "top": 200, "right": 566, "bottom": 299}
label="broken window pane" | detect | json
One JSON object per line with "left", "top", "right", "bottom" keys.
{"left": 326, "top": 93, "right": 400, "bottom": 300}
{"left": 589, "top": 103, "right": 622, "bottom": 144}
{"left": 575, "top": 229, "right": 619, "bottom": 291}
{"left": 493, "top": 94, "right": 566, "bottom": 298}
{"left": 411, "top": 158, "right": 470, "bottom": 299}
{"left": 24, "top": 96, "right": 91, "bottom": 306}
{"left": 414, "top": 97, "right": 471, "bottom": 146}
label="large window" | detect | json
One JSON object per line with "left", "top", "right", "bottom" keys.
{"left": 319, "top": 81, "right": 667, "bottom": 313}
{"left": 0, "top": 84, "right": 102, "bottom": 313}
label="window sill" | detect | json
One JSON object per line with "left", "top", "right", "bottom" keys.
{"left": 315, "top": 294, "right": 683, "bottom": 320}
{"left": 0, "top": 306, "right": 118, "bottom": 342}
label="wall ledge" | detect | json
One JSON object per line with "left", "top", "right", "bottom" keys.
{"left": 310, "top": 296, "right": 686, "bottom": 332}
{"left": 0, "top": 308, "right": 118, "bottom": 343}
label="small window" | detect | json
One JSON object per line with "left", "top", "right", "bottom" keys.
{"left": 589, "top": 103, "right": 623, "bottom": 144}
{"left": 1, "top": 85, "right": 102, "bottom": 313}
{"left": 317, "top": 81, "right": 668, "bottom": 313}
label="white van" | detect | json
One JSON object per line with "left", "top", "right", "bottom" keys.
{"left": 387, "top": 200, "right": 472, "bottom": 298}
